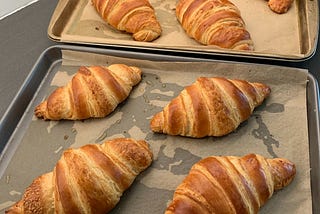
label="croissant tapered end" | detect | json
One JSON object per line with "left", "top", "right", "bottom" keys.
{"left": 150, "top": 112, "right": 164, "bottom": 133}
{"left": 5, "top": 173, "right": 54, "bottom": 214}
{"left": 232, "top": 40, "right": 254, "bottom": 51}
{"left": 250, "top": 82, "right": 271, "bottom": 106}
{"left": 133, "top": 29, "right": 161, "bottom": 42}
{"left": 253, "top": 82, "right": 272, "bottom": 98}
{"left": 126, "top": 66, "right": 143, "bottom": 85}
{"left": 5, "top": 201, "right": 23, "bottom": 214}
{"left": 34, "top": 101, "right": 48, "bottom": 120}
{"left": 267, "top": 157, "right": 296, "bottom": 190}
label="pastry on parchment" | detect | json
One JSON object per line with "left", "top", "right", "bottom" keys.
{"left": 6, "top": 138, "right": 153, "bottom": 214}
{"left": 268, "top": 0, "right": 293, "bottom": 14}
{"left": 35, "top": 64, "right": 142, "bottom": 120}
{"left": 91, "top": 0, "right": 162, "bottom": 42}
{"left": 150, "top": 77, "right": 271, "bottom": 138}
{"left": 176, "top": 0, "right": 254, "bottom": 50}
{"left": 165, "top": 153, "right": 296, "bottom": 214}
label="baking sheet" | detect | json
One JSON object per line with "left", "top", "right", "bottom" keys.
{"left": 0, "top": 45, "right": 319, "bottom": 213}
{"left": 47, "top": 0, "right": 319, "bottom": 61}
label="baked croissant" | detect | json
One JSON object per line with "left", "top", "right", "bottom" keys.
{"left": 91, "top": 0, "right": 162, "bottom": 42}
{"left": 268, "top": 0, "right": 293, "bottom": 14}
{"left": 165, "top": 153, "right": 296, "bottom": 214}
{"left": 6, "top": 138, "right": 153, "bottom": 214}
{"left": 150, "top": 77, "right": 271, "bottom": 138}
{"left": 35, "top": 64, "right": 142, "bottom": 120}
{"left": 176, "top": 0, "right": 254, "bottom": 50}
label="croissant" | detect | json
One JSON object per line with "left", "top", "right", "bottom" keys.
{"left": 35, "top": 64, "right": 142, "bottom": 120}
{"left": 165, "top": 153, "right": 296, "bottom": 214}
{"left": 150, "top": 77, "right": 271, "bottom": 138}
{"left": 91, "top": 0, "right": 162, "bottom": 42}
{"left": 176, "top": 0, "right": 254, "bottom": 50}
{"left": 268, "top": 0, "right": 293, "bottom": 14}
{"left": 6, "top": 138, "right": 153, "bottom": 214}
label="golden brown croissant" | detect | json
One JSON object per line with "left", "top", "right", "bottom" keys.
{"left": 35, "top": 64, "right": 142, "bottom": 120}
{"left": 268, "top": 0, "right": 293, "bottom": 14}
{"left": 6, "top": 138, "right": 153, "bottom": 214}
{"left": 165, "top": 153, "right": 296, "bottom": 214}
{"left": 176, "top": 0, "right": 254, "bottom": 50}
{"left": 150, "top": 77, "right": 271, "bottom": 138}
{"left": 91, "top": 0, "right": 162, "bottom": 42}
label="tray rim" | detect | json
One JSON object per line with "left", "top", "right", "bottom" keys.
{"left": 47, "top": 0, "right": 319, "bottom": 62}
{"left": 0, "top": 44, "right": 319, "bottom": 213}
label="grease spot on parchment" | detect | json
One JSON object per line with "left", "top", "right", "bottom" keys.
{"left": 265, "top": 103, "right": 285, "bottom": 113}
{"left": 252, "top": 113, "right": 280, "bottom": 158}
{"left": 153, "top": 145, "right": 201, "bottom": 175}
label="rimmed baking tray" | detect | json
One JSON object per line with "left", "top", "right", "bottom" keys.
{"left": 47, "top": 0, "right": 319, "bottom": 61}
{"left": 0, "top": 45, "right": 319, "bottom": 213}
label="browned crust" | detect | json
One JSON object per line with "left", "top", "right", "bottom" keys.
{"left": 185, "top": 84, "right": 210, "bottom": 137}
{"left": 268, "top": 0, "right": 293, "bottom": 14}
{"left": 7, "top": 138, "right": 153, "bottom": 213}
{"left": 239, "top": 154, "right": 271, "bottom": 206}
{"left": 91, "top": 0, "right": 161, "bottom": 42}
{"left": 81, "top": 144, "right": 132, "bottom": 191}
{"left": 107, "top": 0, "right": 152, "bottom": 28}
{"left": 151, "top": 77, "right": 268, "bottom": 138}
{"left": 166, "top": 96, "right": 188, "bottom": 135}
{"left": 176, "top": 0, "right": 253, "bottom": 50}
{"left": 165, "top": 154, "right": 296, "bottom": 214}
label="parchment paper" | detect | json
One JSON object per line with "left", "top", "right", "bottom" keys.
{"left": 0, "top": 50, "right": 311, "bottom": 213}
{"left": 60, "top": 0, "right": 300, "bottom": 56}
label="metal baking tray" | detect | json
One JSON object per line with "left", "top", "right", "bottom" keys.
{"left": 47, "top": 0, "right": 319, "bottom": 61}
{"left": 0, "top": 45, "right": 319, "bottom": 213}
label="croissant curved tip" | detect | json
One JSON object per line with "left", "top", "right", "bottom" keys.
{"left": 133, "top": 29, "right": 161, "bottom": 42}
{"left": 34, "top": 102, "right": 47, "bottom": 120}
{"left": 253, "top": 82, "right": 271, "bottom": 98}
{"left": 130, "top": 66, "right": 142, "bottom": 76}
{"left": 5, "top": 201, "right": 23, "bottom": 214}
{"left": 261, "top": 84, "right": 271, "bottom": 98}
{"left": 268, "top": 157, "right": 296, "bottom": 190}
{"left": 150, "top": 112, "right": 164, "bottom": 133}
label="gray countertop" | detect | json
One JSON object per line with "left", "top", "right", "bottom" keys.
{"left": 0, "top": 0, "right": 319, "bottom": 134}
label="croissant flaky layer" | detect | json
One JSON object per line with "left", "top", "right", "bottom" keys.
{"left": 165, "top": 153, "right": 296, "bottom": 214}
{"left": 34, "top": 64, "right": 142, "bottom": 120}
{"left": 176, "top": 0, "right": 254, "bottom": 50}
{"left": 150, "top": 77, "right": 271, "bottom": 138}
{"left": 6, "top": 138, "right": 153, "bottom": 214}
{"left": 92, "top": 0, "right": 162, "bottom": 42}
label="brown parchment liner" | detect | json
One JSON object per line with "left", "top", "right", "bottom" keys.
{"left": 0, "top": 50, "right": 312, "bottom": 213}
{"left": 59, "top": 0, "right": 302, "bottom": 57}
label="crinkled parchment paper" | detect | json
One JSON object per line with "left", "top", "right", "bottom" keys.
{"left": 0, "top": 50, "right": 311, "bottom": 213}
{"left": 59, "top": 0, "right": 300, "bottom": 56}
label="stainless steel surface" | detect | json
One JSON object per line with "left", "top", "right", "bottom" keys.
{"left": 0, "top": 45, "right": 319, "bottom": 213}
